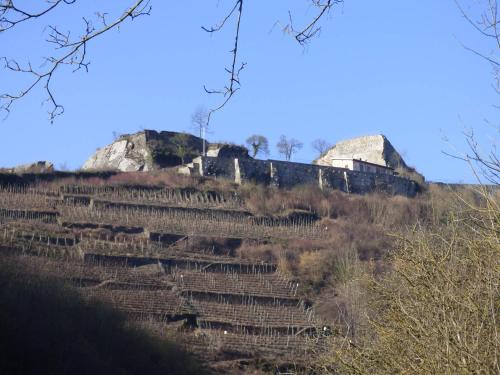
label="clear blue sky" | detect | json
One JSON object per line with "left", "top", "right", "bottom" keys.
{"left": 0, "top": 1, "right": 498, "bottom": 183}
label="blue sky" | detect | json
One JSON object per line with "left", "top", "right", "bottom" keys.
{"left": 0, "top": 1, "right": 498, "bottom": 183}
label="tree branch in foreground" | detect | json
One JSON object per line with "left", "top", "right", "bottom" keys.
{"left": 0, "top": 0, "right": 151, "bottom": 122}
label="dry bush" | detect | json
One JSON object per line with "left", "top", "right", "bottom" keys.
{"left": 236, "top": 241, "right": 280, "bottom": 263}
{"left": 241, "top": 182, "right": 433, "bottom": 230}
{"left": 395, "top": 166, "right": 426, "bottom": 187}
{"left": 234, "top": 217, "right": 391, "bottom": 295}
{"left": 425, "top": 183, "right": 488, "bottom": 224}
{"left": 315, "top": 271, "right": 371, "bottom": 340}
{"left": 239, "top": 184, "right": 288, "bottom": 215}
{"left": 297, "top": 245, "right": 359, "bottom": 292}
{"left": 288, "top": 185, "right": 331, "bottom": 215}
{"left": 327, "top": 193, "right": 429, "bottom": 228}
{"left": 276, "top": 249, "right": 300, "bottom": 277}
{"left": 319, "top": 186, "right": 499, "bottom": 374}
{"left": 298, "top": 251, "right": 326, "bottom": 286}
{"left": 313, "top": 219, "right": 390, "bottom": 262}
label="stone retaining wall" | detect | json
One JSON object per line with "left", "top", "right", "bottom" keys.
{"left": 199, "top": 157, "right": 419, "bottom": 197}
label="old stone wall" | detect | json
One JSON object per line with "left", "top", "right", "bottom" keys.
{"left": 199, "top": 156, "right": 418, "bottom": 197}
{"left": 238, "top": 158, "right": 272, "bottom": 185}
{"left": 201, "top": 157, "right": 236, "bottom": 181}
{"left": 268, "top": 160, "right": 320, "bottom": 188}
{"left": 320, "top": 168, "right": 349, "bottom": 191}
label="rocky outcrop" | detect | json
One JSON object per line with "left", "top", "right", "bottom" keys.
{"left": 82, "top": 130, "right": 204, "bottom": 172}
{"left": 314, "top": 134, "right": 424, "bottom": 181}
{"left": 10, "top": 161, "right": 55, "bottom": 174}
{"left": 83, "top": 133, "right": 149, "bottom": 172}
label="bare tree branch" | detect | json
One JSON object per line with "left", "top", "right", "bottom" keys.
{"left": 443, "top": 128, "right": 500, "bottom": 185}
{"left": 202, "top": 0, "right": 343, "bottom": 126}
{"left": 455, "top": 0, "right": 500, "bottom": 45}
{"left": 1, "top": 0, "right": 342, "bottom": 123}
{"left": 286, "top": 0, "right": 343, "bottom": 45}
{"left": 455, "top": 1, "right": 500, "bottom": 93}
{"left": 202, "top": 0, "right": 246, "bottom": 126}
{"left": 312, "top": 138, "right": 332, "bottom": 158}
{"left": 0, "top": 0, "right": 76, "bottom": 32}
{"left": 0, "top": 0, "right": 151, "bottom": 122}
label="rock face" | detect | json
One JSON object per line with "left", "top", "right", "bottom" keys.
{"left": 82, "top": 130, "right": 204, "bottom": 172}
{"left": 314, "top": 134, "right": 422, "bottom": 179}
{"left": 83, "top": 133, "right": 149, "bottom": 172}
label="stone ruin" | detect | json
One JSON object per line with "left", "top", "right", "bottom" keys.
{"left": 314, "top": 134, "right": 423, "bottom": 180}
{"left": 82, "top": 130, "right": 423, "bottom": 197}
{"left": 82, "top": 130, "right": 249, "bottom": 172}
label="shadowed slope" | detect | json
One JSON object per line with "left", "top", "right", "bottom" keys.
{"left": 0, "top": 255, "right": 209, "bottom": 375}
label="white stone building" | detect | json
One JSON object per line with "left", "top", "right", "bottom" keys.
{"left": 314, "top": 134, "right": 420, "bottom": 177}
{"left": 330, "top": 158, "right": 394, "bottom": 175}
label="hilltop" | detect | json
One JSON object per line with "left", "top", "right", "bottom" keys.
{"left": 80, "top": 130, "right": 422, "bottom": 197}
{"left": 82, "top": 130, "right": 248, "bottom": 172}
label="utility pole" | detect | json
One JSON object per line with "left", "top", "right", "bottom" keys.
{"left": 202, "top": 126, "right": 206, "bottom": 156}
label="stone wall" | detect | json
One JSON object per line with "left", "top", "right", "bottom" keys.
{"left": 201, "top": 156, "right": 236, "bottom": 181}
{"left": 198, "top": 156, "right": 419, "bottom": 197}
{"left": 239, "top": 158, "right": 272, "bottom": 185}
{"left": 269, "top": 160, "right": 321, "bottom": 188}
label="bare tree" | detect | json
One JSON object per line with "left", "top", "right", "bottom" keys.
{"left": 450, "top": 0, "right": 500, "bottom": 183}
{"left": 191, "top": 106, "right": 209, "bottom": 156}
{"left": 0, "top": 0, "right": 341, "bottom": 122}
{"left": 276, "top": 135, "right": 303, "bottom": 161}
{"left": 201, "top": 0, "right": 342, "bottom": 124}
{"left": 455, "top": 0, "right": 500, "bottom": 93}
{"left": 0, "top": 0, "right": 152, "bottom": 122}
{"left": 246, "top": 135, "right": 269, "bottom": 158}
{"left": 312, "top": 138, "right": 332, "bottom": 158}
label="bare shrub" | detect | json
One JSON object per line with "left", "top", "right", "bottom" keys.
{"left": 298, "top": 244, "right": 359, "bottom": 291}
{"left": 240, "top": 184, "right": 287, "bottom": 215}
{"left": 298, "top": 251, "right": 326, "bottom": 286}
{"left": 320, "top": 188, "right": 499, "bottom": 374}
{"left": 241, "top": 182, "right": 436, "bottom": 230}
{"left": 395, "top": 165, "right": 426, "bottom": 187}
{"left": 236, "top": 241, "right": 280, "bottom": 263}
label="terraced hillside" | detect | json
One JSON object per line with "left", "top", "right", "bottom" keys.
{"left": 0, "top": 183, "right": 329, "bottom": 369}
